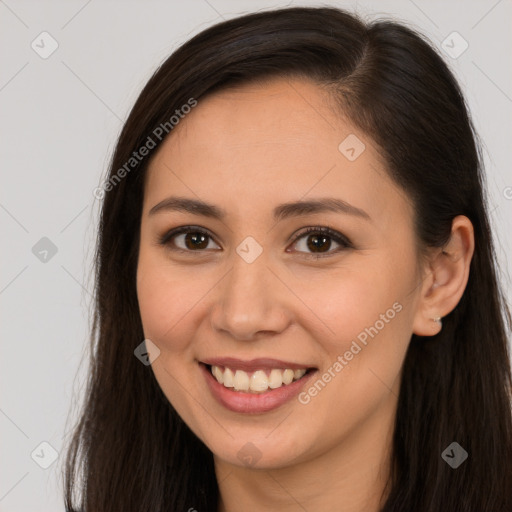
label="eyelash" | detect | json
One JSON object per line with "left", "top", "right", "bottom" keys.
{"left": 158, "top": 225, "right": 353, "bottom": 259}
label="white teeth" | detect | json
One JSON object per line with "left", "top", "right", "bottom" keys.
{"left": 294, "top": 369, "right": 306, "bottom": 380}
{"left": 250, "top": 370, "right": 268, "bottom": 392}
{"left": 282, "top": 369, "right": 294, "bottom": 385}
{"left": 223, "top": 367, "right": 234, "bottom": 387}
{"left": 212, "top": 365, "right": 224, "bottom": 384}
{"left": 210, "top": 365, "right": 308, "bottom": 393}
{"left": 233, "top": 370, "right": 250, "bottom": 391}
{"left": 268, "top": 369, "right": 283, "bottom": 389}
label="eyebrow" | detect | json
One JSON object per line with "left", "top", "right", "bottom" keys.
{"left": 149, "top": 196, "right": 371, "bottom": 222}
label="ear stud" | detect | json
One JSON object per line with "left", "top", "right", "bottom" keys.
{"left": 432, "top": 316, "right": 442, "bottom": 326}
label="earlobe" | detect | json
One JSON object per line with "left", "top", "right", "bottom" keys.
{"left": 432, "top": 316, "right": 442, "bottom": 327}
{"left": 412, "top": 216, "right": 475, "bottom": 337}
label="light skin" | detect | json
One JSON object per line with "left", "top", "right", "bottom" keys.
{"left": 136, "top": 77, "right": 474, "bottom": 511}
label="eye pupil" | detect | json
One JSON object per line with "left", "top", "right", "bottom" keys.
{"left": 185, "top": 232, "right": 209, "bottom": 250}
{"left": 307, "top": 234, "right": 331, "bottom": 252}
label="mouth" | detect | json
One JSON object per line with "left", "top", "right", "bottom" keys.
{"left": 204, "top": 364, "right": 314, "bottom": 393}
{"left": 199, "top": 358, "right": 318, "bottom": 413}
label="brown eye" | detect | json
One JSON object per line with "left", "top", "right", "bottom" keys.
{"left": 289, "top": 227, "right": 352, "bottom": 257}
{"left": 160, "top": 227, "right": 221, "bottom": 252}
{"left": 182, "top": 232, "right": 210, "bottom": 250}
{"left": 304, "top": 233, "right": 332, "bottom": 252}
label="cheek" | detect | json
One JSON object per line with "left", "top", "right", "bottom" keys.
{"left": 136, "top": 250, "right": 208, "bottom": 430}
{"left": 292, "top": 257, "right": 413, "bottom": 355}
{"left": 291, "top": 270, "right": 414, "bottom": 454}
{"left": 136, "top": 248, "right": 199, "bottom": 354}
{"left": 294, "top": 253, "right": 418, "bottom": 428}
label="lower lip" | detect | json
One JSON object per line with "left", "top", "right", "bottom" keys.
{"left": 200, "top": 363, "right": 317, "bottom": 414}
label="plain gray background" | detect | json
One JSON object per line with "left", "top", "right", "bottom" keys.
{"left": 1, "top": 1, "right": 511, "bottom": 510}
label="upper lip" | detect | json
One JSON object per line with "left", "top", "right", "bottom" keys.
{"left": 201, "top": 357, "right": 316, "bottom": 372}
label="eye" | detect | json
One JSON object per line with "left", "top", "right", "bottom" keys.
{"left": 287, "top": 226, "right": 352, "bottom": 258}
{"left": 159, "top": 226, "right": 220, "bottom": 253}
{"left": 158, "top": 225, "right": 352, "bottom": 258}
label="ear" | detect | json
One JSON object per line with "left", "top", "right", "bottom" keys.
{"left": 412, "top": 215, "right": 475, "bottom": 336}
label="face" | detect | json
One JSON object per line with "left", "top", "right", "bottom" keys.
{"left": 136, "top": 77, "right": 425, "bottom": 470}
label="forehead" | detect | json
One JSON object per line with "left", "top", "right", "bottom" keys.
{"left": 144, "top": 77, "right": 412, "bottom": 225}
{"left": 159, "top": 78, "right": 345, "bottom": 162}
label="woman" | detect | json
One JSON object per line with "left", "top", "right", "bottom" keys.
{"left": 63, "top": 6, "right": 512, "bottom": 511}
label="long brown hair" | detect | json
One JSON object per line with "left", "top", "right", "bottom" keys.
{"left": 63, "top": 6, "right": 512, "bottom": 511}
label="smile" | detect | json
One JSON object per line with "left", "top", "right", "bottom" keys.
{"left": 210, "top": 365, "right": 307, "bottom": 393}
{"left": 200, "top": 358, "right": 317, "bottom": 413}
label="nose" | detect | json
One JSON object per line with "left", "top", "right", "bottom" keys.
{"left": 209, "top": 251, "right": 293, "bottom": 341}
